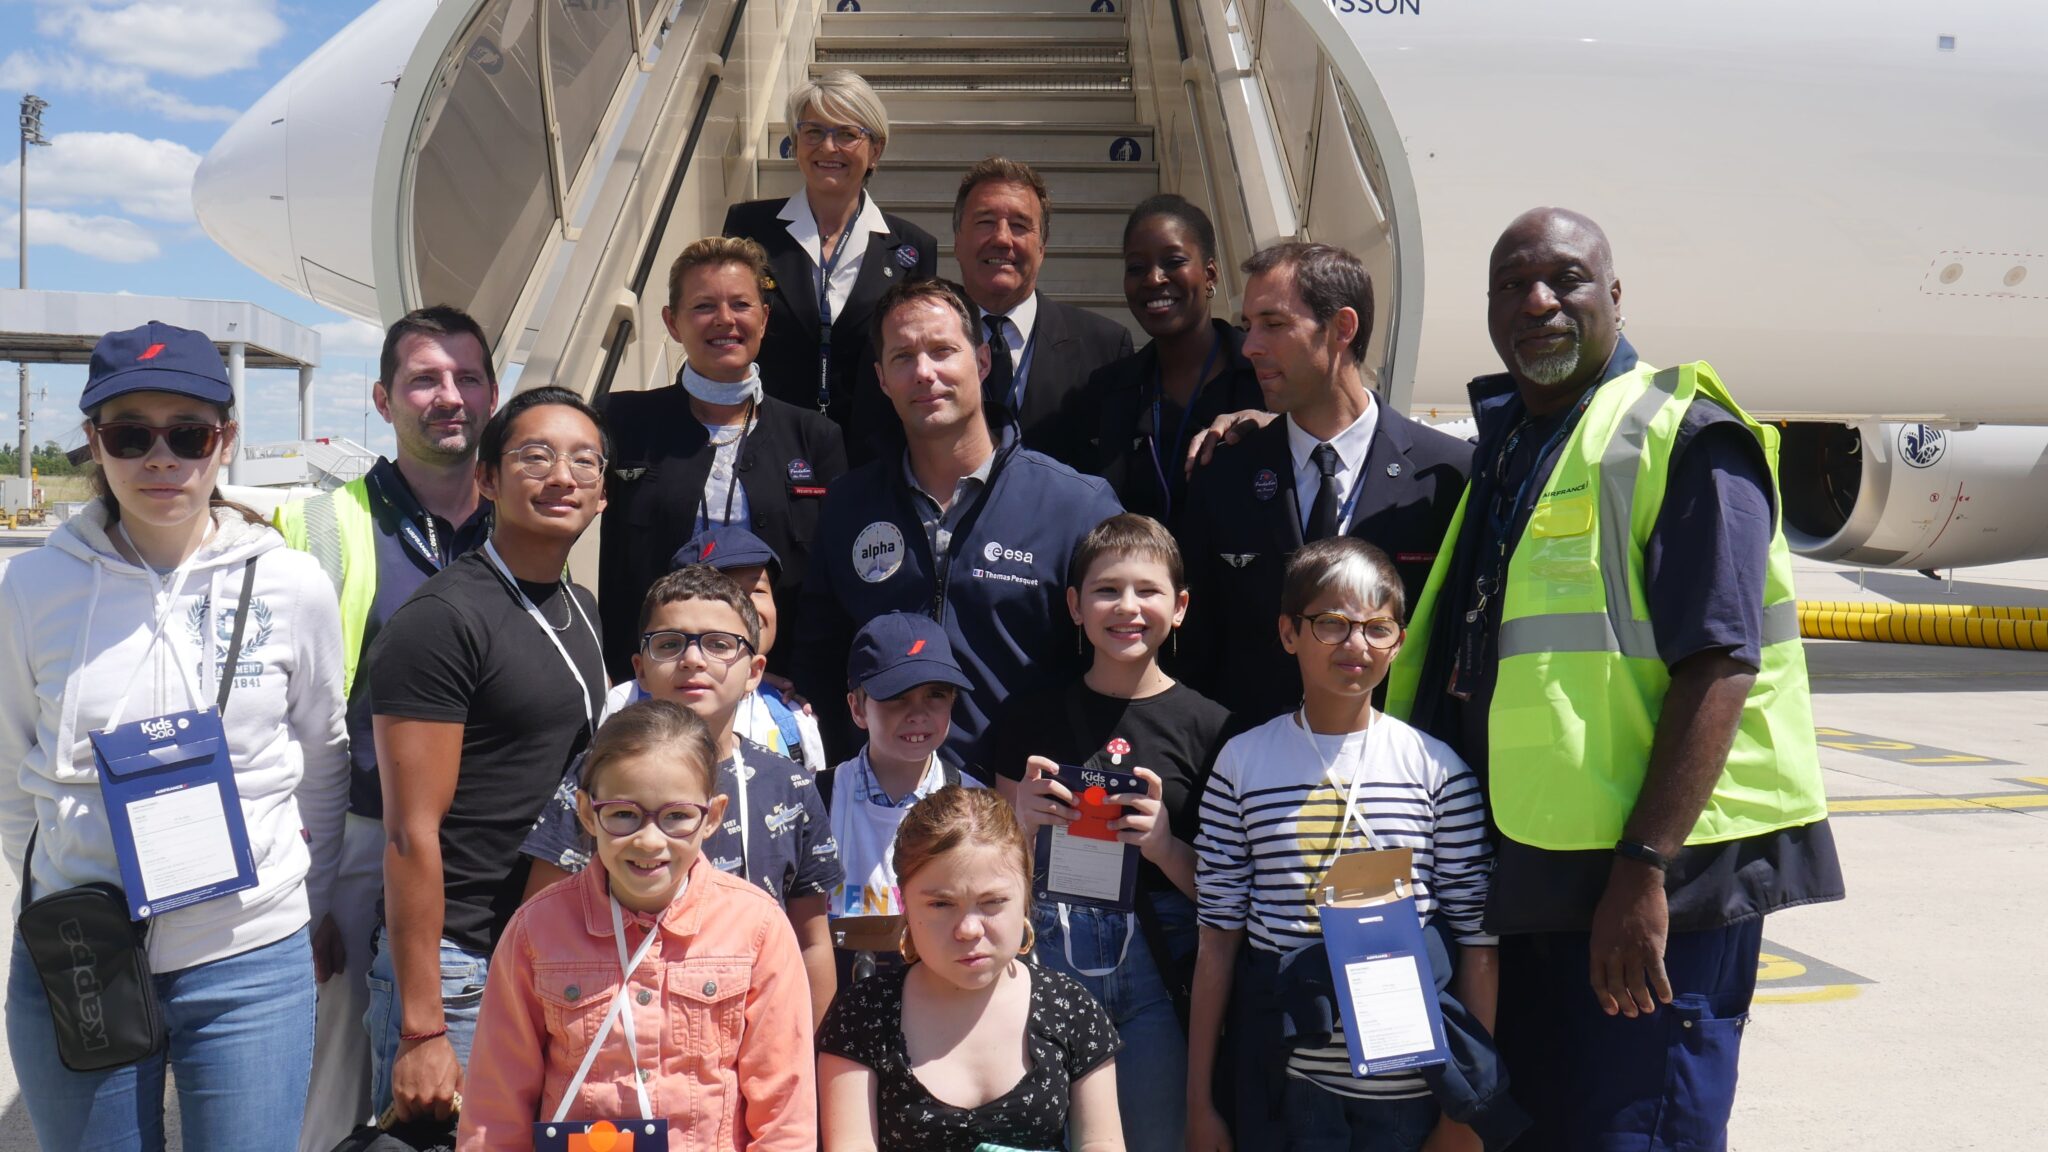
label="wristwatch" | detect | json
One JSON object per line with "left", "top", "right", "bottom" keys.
{"left": 1613, "top": 838, "right": 1673, "bottom": 873}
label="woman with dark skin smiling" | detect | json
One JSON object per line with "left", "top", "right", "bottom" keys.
{"left": 1085, "top": 195, "right": 1265, "bottom": 525}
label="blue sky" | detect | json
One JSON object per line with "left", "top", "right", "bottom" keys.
{"left": 1, "top": 0, "right": 394, "bottom": 455}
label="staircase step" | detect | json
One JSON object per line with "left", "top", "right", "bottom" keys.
{"left": 816, "top": 39, "right": 1128, "bottom": 65}
{"left": 888, "top": 200, "right": 1136, "bottom": 247}
{"left": 821, "top": 12, "right": 1127, "bottom": 39}
{"left": 808, "top": 60, "right": 1130, "bottom": 86}
{"left": 861, "top": 87, "right": 1136, "bottom": 121}
{"left": 762, "top": 158, "right": 1157, "bottom": 207}
{"left": 767, "top": 122, "right": 1155, "bottom": 164}
{"left": 822, "top": 0, "right": 1130, "bottom": 14}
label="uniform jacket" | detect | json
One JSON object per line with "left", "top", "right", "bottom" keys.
{"left": 971, "top": 291, "right": 1134, "bottom": 469}
{"left": 1175, "top": 404, "right": 1471, "bottom": 724}
{"left": 598, "top": 382, "right": 848, "bottom": 682}
{"left": 457, "top": 857, "right": 816, "bottom": 1151}
{"left": 794, "top": 426, "right": 1123, "bottom": 766}
{"left": 1084, "top": 319, "right": 1267, "bottom": 520}
{"left": 722, "top": 196, "right": 937, "bottom": 461}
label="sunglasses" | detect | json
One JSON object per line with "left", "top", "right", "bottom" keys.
{"left": 587, "top": 797, "right": 715, "bottom": 839}
{"left": 94, "top": 422, "right": 225, "bottom": 461}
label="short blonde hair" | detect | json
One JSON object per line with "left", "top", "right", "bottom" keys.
{"left": 666, "top": 235, "right": 773, "bottom": 312}
{"left": 787, "top": 70, "right": 890, "bottom": 174}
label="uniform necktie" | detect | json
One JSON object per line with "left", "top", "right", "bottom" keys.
{"left": 983, "top": 314, "right": 1014, "bottom": 414}
{"left": 1308, "top": 442, "right": 1342, "bottom": 540}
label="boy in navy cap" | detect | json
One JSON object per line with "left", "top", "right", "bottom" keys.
{"left": 599, "top": 524, "right": 824, "bottom": 771}
{"left": 827, "top": 612, "right": 979, "bottom": 926}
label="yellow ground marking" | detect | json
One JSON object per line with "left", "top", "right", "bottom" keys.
{"left": 1829, "top": 777, "right": 2048, "bottom": 816}
{"left": 1756, "top": 953, "right": 1808, "bottom": 982}
{"left": 1755, "top": 984, "right": 1862, "bottom": 1006}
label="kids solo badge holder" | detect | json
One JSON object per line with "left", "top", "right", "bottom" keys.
{"left": 1032, "top": 732, "right": 1144, "bottom": 978}
{"left": 1302, "top": 714, "right": 1450, "bottom": 1079}
{"left": 87, "top": 553, "right": 262, "bottom": 922}
{"left": 532, "top": 894, "right": 671, "bottom": 1151}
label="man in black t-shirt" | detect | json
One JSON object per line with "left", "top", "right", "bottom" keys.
{"left": 366, "top": 388, "right": 611, "bottom": 1125}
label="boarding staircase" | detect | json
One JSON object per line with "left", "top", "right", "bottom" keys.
{"left": 760, "top": 0, "right": 1159, "bottom": 334}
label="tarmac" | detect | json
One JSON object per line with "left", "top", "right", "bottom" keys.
{"left": 0, "top": 525, "right": 2040, "bottom": 1148}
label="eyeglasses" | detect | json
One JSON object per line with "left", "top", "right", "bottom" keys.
{"left": 795, "top": 121, "right": 871, "bottom": 149}
{"left": 587, "top": 797, "right": 715, "bottom": 839}
{"left": 1295, "top": 611, "right": 1404, "bottom": 650}
{"left": 94, "top": 422, "right": 224, "bottom": 461}
{"left": 640, "top": 629, "right": 755, "bottom": 664}
{"left": 502, "top": 443, "right": 606, "bottom": 486}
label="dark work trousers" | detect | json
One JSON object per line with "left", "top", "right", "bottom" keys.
{"left": 1496, "top": 918, "right": 1762, "bottom": 1152}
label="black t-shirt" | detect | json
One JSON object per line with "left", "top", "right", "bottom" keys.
{"left": 981, "top": 680, "right": 1233, "bottom": 897}
{"left": 816, "top": 966, "right": 1119, "bottom": 1152}
{"left": 368, "top": 550, "right": 606, "bottom": 954}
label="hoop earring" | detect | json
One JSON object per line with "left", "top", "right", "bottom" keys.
{"left": 1617, "top": 315, "right": 1627, "bottom": 332}
{"left": 1206, "top": 283, "right": 1216, "bottom": 298}
{"left": 1019, "top": 921, "right": 1036, "bottom": 956}
{"left": 898, "top": 925, "right": 920, "bottom": 966}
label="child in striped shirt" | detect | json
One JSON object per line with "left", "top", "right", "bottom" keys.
{"left": 1186, "top": 538, "right": 1497, "bottom": 1152}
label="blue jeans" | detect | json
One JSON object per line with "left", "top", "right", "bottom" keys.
{"left": 1031, "top": 891, "right": 1192, "bottom": 1152}
{"left": 1281, "top": 1078, "right": 1441, "bottom": 1151}
{"left": 364, "top": 925, "right": 491, "bottom": 1117}
{"left": 6, "top": 926, "right": 315, "bottom": 1151}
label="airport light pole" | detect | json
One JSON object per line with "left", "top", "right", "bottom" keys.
{"left": 18, "top": 95, "right": 51, "bottom": 481}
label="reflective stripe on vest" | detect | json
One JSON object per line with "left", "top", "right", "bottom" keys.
{"left": 274, "top": 479, "right": 378, "bottom": 697}
{"left": 1389, "top": 362, "right": 1827, "bottom": 852}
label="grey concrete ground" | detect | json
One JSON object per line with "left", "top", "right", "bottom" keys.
{"left": 0, "top": 538, "right": 2041, "bottom": 1147}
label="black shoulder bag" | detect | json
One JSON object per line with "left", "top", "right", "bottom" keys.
{"left": 16, "top": 557, "right": 257, "bottom": 1071}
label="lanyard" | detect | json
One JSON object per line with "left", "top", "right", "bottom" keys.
{"left": 695, "top": 401, "right": 756, "bottom": 533}
{"left": 104, "top": 523, "right": 213, "bottom": 728}
{"left": 1008, "top": 320, "right": 1040, "bottom": 414}
{"left": 552, "top": 893, "right": 668, "bottom": 1121}
{"left": 728, "top": 743, "right": 753, "bottom": 886}
{"left": 367, "top": 469, "right": 454, "bottom": 570}
{"left": 814, "top": 193, "right": 865, "bottom": 412}
{"left": 1143, "top": 333, "right": 1224, "bottom": 521}
{"left": 481, "top": 541, "right": 602, "bottom": 734}
{"left": 1469, "top": 387, "right": 1600, "bottom": 624}
{"left": 1294, "top": 709, "right": 1382, "bottom": 855}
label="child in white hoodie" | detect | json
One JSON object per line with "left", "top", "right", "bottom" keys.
{"left": 0, "top": 322, "right": 348, "bottom": 1150}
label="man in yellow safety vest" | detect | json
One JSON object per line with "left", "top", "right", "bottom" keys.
{"left": 1386, "top": 208, "right": 1844, "bottom": 1151}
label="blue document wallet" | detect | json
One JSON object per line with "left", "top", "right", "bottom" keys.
{"left": 1032, "top": 764, "right": 1142, "bottom": 912}
{"left": 89, "top": 706, "right": 257, "bottom": 920}
{"left": 1316, "top": 848, "right": 1450, "bottom": 1078}
{"left": 532, "top": 1118, "right": 669, "bottom": 1150}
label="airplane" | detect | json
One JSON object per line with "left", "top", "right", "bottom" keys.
{"left": 192, "top": 0, "right": 2048, "bottom": 572}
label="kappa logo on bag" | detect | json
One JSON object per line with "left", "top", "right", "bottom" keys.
{"left": 58, "top": 920, "right": 109, "bottom": 1053}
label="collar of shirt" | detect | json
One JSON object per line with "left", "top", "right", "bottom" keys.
{"left": 853, "top": 747, "right": 948, "bottom": 808}
{"left": 1284, "top": 394, "right": 1379, "bottom": 527}
{"left": 779, "top": 187, "right": 892, "bottom": 270}
{"left": 900, "top": 446, "right": 996, "bottom": 515}
{"left": 575, "top": 849, "right": 709, "bottom": 942}
{"left": 1466, "top": 334, "right": 1642, "bottom": 442}
{"left": 366, "top": 457, "right": 492, "bottom": 553}
{"left": 983, "top": 290, "right": 1040, "bottom": 367}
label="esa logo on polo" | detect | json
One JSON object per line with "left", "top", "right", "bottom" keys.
{"left": 981, "top": 540, "right": 1034, "bottom": 565}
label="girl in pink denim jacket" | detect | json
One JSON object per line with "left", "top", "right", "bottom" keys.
{"left": 459, "top": 700, "right": 817, "bottom": 1151}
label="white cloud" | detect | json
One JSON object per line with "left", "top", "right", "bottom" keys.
{"left": 0, "top": 209, "right": 162, "bottom": 263}
{"left": 313, "top": 319, "right": 386, "bottom": 361}
{"left": 0, "top": 50, "right": 240, "bottom": 123}
{"left": 0, "top": 132, "right": 201, "bottom": 223}
{"left": 38, "top": 0, "right": 286, "bottom": 81}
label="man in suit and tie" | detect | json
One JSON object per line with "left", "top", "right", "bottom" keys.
{"left": 952, "top": 156, "right": 1132, "bottom": 466}
{"left": 1176, "top": 241, "right": 1472, "bottom": 724}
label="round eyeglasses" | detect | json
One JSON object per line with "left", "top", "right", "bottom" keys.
{"left": 640, "top": 629, "right": 755, "bottom": 665}
{"left": 502, "top": 443, "right": 606, "bottom": 486}
{"left": 1295, "top": 611, "right": 1404, "bottom": 650}
{"left": 588, "top": 798, "right": 714, "bottom": 839}
{"left": 795, "top": 121, "right": 872, "bottom": 148}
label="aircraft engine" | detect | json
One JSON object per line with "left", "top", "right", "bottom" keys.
{"left": 1778, "top": 422, "right": 2048, "bottom": 570}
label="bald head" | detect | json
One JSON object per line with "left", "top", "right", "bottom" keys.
{"left": 1486, "top": 207, "right": 1623, "bottom": 408}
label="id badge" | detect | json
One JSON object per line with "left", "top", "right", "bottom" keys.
{"left": 533, "top": 1118, "right": 669, "bottom": 1151}
{"left": 1316, "top": 848, "right": 1448, "bottom": 1078}
{"left": 1031, "top": 764, "right": 1142, "bottom": 912}
{"left": 88, "top": 707, "right": 257, "bottom": 920}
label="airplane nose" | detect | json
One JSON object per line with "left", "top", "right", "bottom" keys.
{"left": 193, "top": 84, "right": 298, "bottom": 299}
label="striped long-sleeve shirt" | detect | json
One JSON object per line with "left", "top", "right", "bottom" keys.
{"left": 1196, "top": 709, "right": 1494, "bottom": 1100}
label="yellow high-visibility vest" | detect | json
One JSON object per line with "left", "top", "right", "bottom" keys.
{"left": 274, "top": 478, "right": 378, "bottom": 697}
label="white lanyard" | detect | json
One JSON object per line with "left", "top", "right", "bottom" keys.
{"left": 104, "top": 523, "right": 213, "bottom": 729}
{"left": 553, "top": 892, "right": 669, "bottom": 1121}
{"left": 728, "top": 743, "right": 752, "bottom": 884}
{"left": 1056, "top": 903, "right": 1134, "bottom": 980}
{"left": 481, "top": 540, "right": 602, "bottom": 733}
{"left": 1295, "top": 709, "right": 1383, "bottom": 853}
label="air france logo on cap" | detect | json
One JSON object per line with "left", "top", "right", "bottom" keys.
{"left": 906, "top": 639, "right": 926, "bottom": 656}
{"left": 1253, "top": 469, "right": 1279, "bottom": 501}
{"left": 699, "top": 540, "right": 718, "bottom": 562}
{"left": 854, "top": 521, "right": 905, "bottom": 583}
{"left": 788, "top": 458, "right": 813, "bottom": 482}
{"left": 137, "top": 343, "right": 166, "bottom": 361}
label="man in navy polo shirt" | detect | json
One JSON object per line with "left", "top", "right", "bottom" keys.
{"left": 796, "top": 278, "right": 1122, "bottom": 769}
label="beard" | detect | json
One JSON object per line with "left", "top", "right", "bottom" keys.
{"left": 394, "top": 411, "right": 479, "bottom": 466}
{"left": 1513, "top": 320, "right": 1582, "bottom": 386}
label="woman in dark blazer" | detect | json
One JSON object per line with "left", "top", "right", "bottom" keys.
{"left": 598, "top": 236, "right": 847, "bottom": 681}
{"left": 723, "top": 70, "right": 937, "bottom": 462}
{"left": 1088, "top": 195, "right": 1267, "bottom": 526}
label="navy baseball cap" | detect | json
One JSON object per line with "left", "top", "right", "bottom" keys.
{"left": 673, "top": 525, "right": 782, "bottom": 576}
{"left": 79, "top": 322, "right": 234, "bottom": 413}
{"left": 847, "top": 612, "right": 972, "bottom": 699}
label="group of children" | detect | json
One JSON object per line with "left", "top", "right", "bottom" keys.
{"left": 453, "top": 512, "right": 1493, "bottom": 1152}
